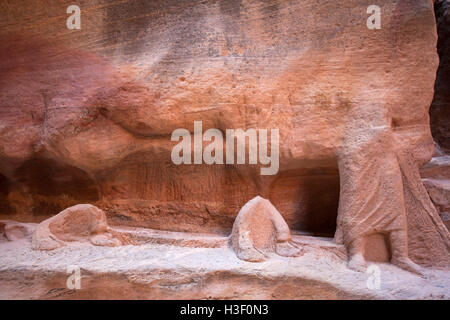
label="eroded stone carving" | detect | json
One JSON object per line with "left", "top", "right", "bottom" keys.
{"left": 0, "top": 0, "right": 449, "bottom": 299}
{"left": 231, "top": 196, "right": 302, "bottom": 262}
{"left": 32, "top": 204, "right": 121, "bottom": 250}
{"left": 0, "top": 220, "right": 35, "bottom": 242}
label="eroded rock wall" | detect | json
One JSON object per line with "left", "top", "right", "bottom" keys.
{"left": 431, "top": 0, "right": 450, "bottom": 153}
{"left": 0, "top": 1, "right": 448, "bottom": 266}
{"left": 420, "top": 0, "right": 450, "bottom": 232}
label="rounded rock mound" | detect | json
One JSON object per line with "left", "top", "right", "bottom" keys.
{"left": 32, "top": 204, "right": 121, "bottom": 250}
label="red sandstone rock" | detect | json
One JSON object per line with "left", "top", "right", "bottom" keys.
{"left": 422, "top": 179, "right": 450, "bottom": 229}
{"left": 421, "top": 150, "right": 450, "bottom": 231}
{"left": 231, "top": 196, "right": 302, "bottom": 262}
{"left": 32, "top": 204, "right": 120, "bottom": 250}
{"left": 0, "top": 220, "right": 35, "bottom": 242}
{"left": 430, "top": 0, "right": 450, "bottom": 153}
{"left": 0, "top": 0, "right": 447, "bottom": 285}
{"left": 2, "top": 229, "right": 449, "bottom": 300}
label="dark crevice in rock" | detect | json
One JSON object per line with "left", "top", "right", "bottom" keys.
{"left": 13, "top": 157, "right": 99, "bottom": 216}
{"left": 431, "top": 0, "right": 450, "bottom": 153}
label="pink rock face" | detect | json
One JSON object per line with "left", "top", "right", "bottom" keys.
{"left": 0, "top": 0, "right": 448, "bottom": 270}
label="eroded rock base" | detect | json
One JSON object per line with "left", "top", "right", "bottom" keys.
{"left": 0, "top": 225, "right": 449, "bottom": 300}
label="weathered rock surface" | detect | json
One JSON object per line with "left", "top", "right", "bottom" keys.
{"left": 0, "top": 220, "right": 36, "bottom": 242}
{"left": 422, "top": 179, "right": 450, "bottom": 230}
{"left": 426, "top": 1, "right": 450, "bottom": 231}
{"left": 430, "top": 0, "right": 450, "bottom": 153}
{"left": 231, "top": 196, "right": 302, "bottom": 262}
{"left": 1, "top": 224, "right": 449, "bottom": 300}
{"left": 421, "top": 153, "right": 450, "bottom": 180}
{"left": 0, "top": 0, "right": 449, "bottom": 291}
{"left": 421, "top": 149, "right": 450, "bottom": 231}
{"left": 32, "top": 204, "right": 121, "bottom": 250}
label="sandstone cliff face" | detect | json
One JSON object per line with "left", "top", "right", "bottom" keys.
{"left": 421, "top": 0, "right": 450, "bottom": 232}
{"left": 0, "top": 0, "right": 449, "bottom": 267}
{"left": 431, "top": 0, "right": 450, "bottom": 153}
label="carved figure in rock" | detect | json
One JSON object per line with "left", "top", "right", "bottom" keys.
{"left": 231, "top": 196, "right": 302, "bottom": 262}
{"left": 0, "top": 0, "right": 448, "bottom": 273}
{"left": 32, "top": 204, "right": 121, "bottom": 250}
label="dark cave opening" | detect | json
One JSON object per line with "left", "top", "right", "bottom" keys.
{"left": 0, "top": 174, "right": 15, "bottom": 215}
{"left": 270, "top": 166, "right": 340, "bottom": 238}
{"left": 430, "top": 0, "right": 450, "bottom": 153}
{"left": 13, "top": 157, "right": 99, "bottom": 216}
